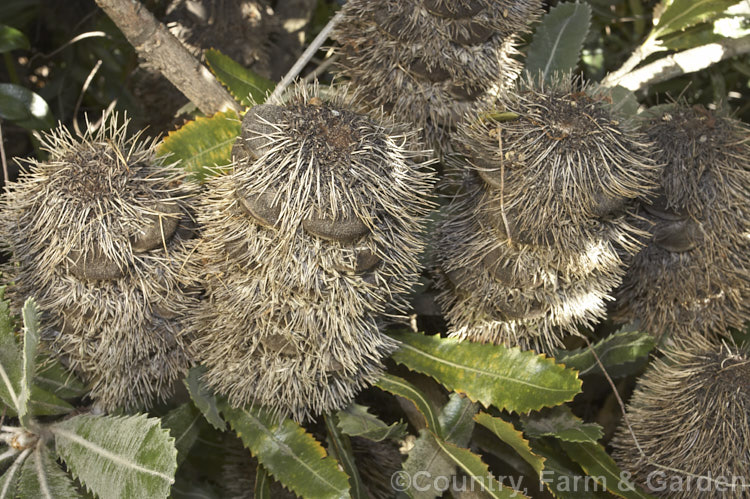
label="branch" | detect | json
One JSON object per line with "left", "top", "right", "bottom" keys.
{"left": 94, "top": 0, "right": 240, "bottom": 115}
{"left": 609, "top": 34, "right": 750, "bottom": 92}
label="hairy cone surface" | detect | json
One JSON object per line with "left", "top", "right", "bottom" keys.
{"left": 611, "top": 337, "right": 750, "bottom": 498}
{"left": 0, "top": 115, "right": 197, "bottom": 411}
{"left": 436, "top": 76, "right": 659, "bottom": 352}
{"left": 191, "top": 85, "right": 435, "bottom": 421}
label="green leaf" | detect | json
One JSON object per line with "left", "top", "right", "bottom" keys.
{"left": 560, "top": 441, "right": 656, "bottom": 499}
{"left": 474, "top": 412, "right": 545, "bottom": 476}
{"left": 0, "top": 304, "right": 21, "bottom": 414}
{"left": 336, "top": 404, "right": 407, "bottom": 442}
{"left": 525, "top": 1, "right": 593, "bottom": 81}
{"left": 18, "top": 298, "right": 40, "bottom": 426}
{"left": 388, "top": 332, "right": 582, "bottom": 413}
{"left": 157, "top": 110, "right": 241, "bottom": 181}
{"left": 403, "top": 393, "right": 479, "bottom": 499}
{"left": 254, "top": 464, "right": 272, "bottom": 499}
{"left": 35, "top": 358, "right": 87, "bottom": 400}
{"left": 220, "top": 402, "right": 350, "bottom": 499}
{"left": 532, "top": 441, "right": 606, "bottom": 499}
{"left": 27, "top": 385, "right": 74, "bottom": 417}
{"left": 0, "top": 25, "right": 29, "bottom": 53}
{"left": 556, "top": 330, "right": 655, "bottom": 378}
{"left": 0, "top": 83, "right": 54, "bottom": 129}
{"left": 52, "top": 414, "right": 177, "bottom": 499}
{"left": 18, "top": 444, "right": 79, "bottom": 499}
{"left": 325, "top": 414, "right": 368, "bottom": 499}
{"left": 375, "top": 373, "right": 441, "bottom": 434}
{"left": 204, "top": 49, "right": 275, "bottom": 107}
{"left": 0, "top": 450, "right": 30, "bottom": 499}
{"left": 183, "top": 366, "right": 225, "bottom": 431}
{"left": 652, "top": 0, "right": 741, "bottom": 39}
{"left": 433, "top": 439, "right": 525, "bottom": 499}
{"left": 161, "top": 403, "right": 202, "bottom": 466}
{"left": 522, "top": 406, "right": 604, "bottom": 443}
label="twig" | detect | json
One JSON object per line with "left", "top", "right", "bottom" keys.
{"left": 269, "top": 10, "right": 345, "bottom": 102}
{"left": 73, "top": 59, "right": 103, "bottom": 136}
{"left": 601, "top": 37, "right": 660, "bottom": 88}
{"left": 0, "top": 121, "right": 8, "bottom": 192}
{"left": 605, "top": 34, "right": 750, "bottom": 91}
{"left": 302, "top": 53, "right": 339, "bottom": 84}
{"left": 94, "top": 0, "right": 240, "bottom": 115}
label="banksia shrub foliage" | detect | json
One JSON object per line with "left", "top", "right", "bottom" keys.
{"left": 436, "top": 76, "right": 659, "bottom": 352}
{"left": 331, "top": 0, "right": 543, "bottom": 152}
{"left": 0, "top": 116, "right": 197, "bottom": 411}
{"left": 191, "top": 85, "right": 435, "bottom": 421}
{"left": 611, "top": 337, "right": 750, "bottom": 497}
{"left": 615, "top": 105, "right": 750, "bottom": 340}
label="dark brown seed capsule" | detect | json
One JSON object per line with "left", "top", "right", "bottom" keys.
{"left": 652, "top": 218, "right": 701, "bottom": 253}
{"left": 423, "top": 0, "right": 484, "bottom": 19}
{"left": 237, "top": 189, "right": 281, "bottom": 228}
{"left": 232, "top": 104, "right": 286, "bottom": 161}
{"left": 260, "top": 334, "right": 298, "bottom": 356}
{"left": 334, "top": 248, "right": 382, "bottom": 274}
{"left": 131, "top": 202, "right": 182, "bottom": 252}
{"left": 451, "top": 20, "right": 494, "bottom": 45}
{"left": 410, "top": 59, "right": 451, "bottom": 83}
{"left": 641, "top": 195, "right": 684, "bottom": 221}
{"left": 302, "top": 212, "right": 370, "bottom": 243}
{"left": 67, "top": 247, "right": 125, "bottom": 281}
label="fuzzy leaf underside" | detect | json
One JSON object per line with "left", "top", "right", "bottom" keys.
{"left": 652, "top": 0, "right": 742, "bottom": 39}
{"left": 0, "top": 450, "right": 30, "bottom": 499}
{"left": 157, "top": 110, "right": 240, "bottom": 181}
{"left": 522, "top": 406, "right": 604, "bottom": 443}
{"left": 474, "top": 412, "right": 545, "bottom": 476}
{"left": 204, "top": 48, "right": 275, "bottom": 107}
{"left": 560, "top": 441, "right": 657, "bottom": 499}
{"left": 220, "top": 402, "right": 350, "bottom": 499}
{"left": 388, "top": 332, "right": 582, "bottom": 413}
{"left": 19, "top": 298, "right": 40, "bottom": 426}
{"left": 52, "top": 414, "right": 177, "bottom": 499}
{"left": 375, "top": 373, "right": 442, "bottom": 434}
{"left": 183, "top": 366, "right": 225, "bottom": 431}
{"left": 18, "top": 444, "right": 79, "bottom": 499}
{"left": 336, "top": 403, "right": 407, "bottom": 442}
{"left": 531, "top": 441, "right": 605, "bottom": 499}
{"left": 525, "top": 1, "right": 593, "bottom": 81}
{"left": 556, "top": 330, "right": 655, "bottom": 378}
{"left": 161, "top": 403, "right": 202, "bottom": 466}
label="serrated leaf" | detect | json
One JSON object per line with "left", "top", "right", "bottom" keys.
{"left": 161, "top": 403, "right": 202, "bottom": 466}
{"left": 434, "top": 439, "right": 526, "bottom": 499}
{"left": 18, "top": 444, "right": 79, "bottom": 499}
{"left": 556, "top": 330, "right": 655, "bottom": 378}
{"left": 220, "top": 402, "right": 350, "bottom": 499}
{"left": 522, "top": 406, "right": 604, "bottom": 443}
{"left": 0, "top": 308, "right": 21, "bottom": 414}
{"left": 27, "top": 385, "right": 74, "bottom": 417}
{"left": 254, "top": 464, "right": 272, "bottom": 499}
{"left": 157, "top": 110, "right": 240, "bottom": 181}
{"left": 532, "top": 441, "right": 605, "bottom": 499}
{"left": 475, "top": 413, "right": 545, "bottom": 476}
{"left": 0, "top": 82, "right": 54, "bottom": 129}
{"left": 0, "top": 449, "right": 30, "bottom": 499}
{"left": 375, "top": 373, "right": 441, "bottom": 433}
{"left": 560, "top": 442, "right": 656, "bottom": 499}
{"left": 204, "top": 49, "right": 275, "bottom": 107}
{"left": 403, "top": 393, "right": 479, "bottom": 499}
{"left": 35, "top": 358, "right": 87, "bottom": 400}
{"left": 325, "top": 414, "right": 368, "bottom": 499}
{"left": 19, "top": 298, "right": 40, "bottom": 426}
{"left": 183, "top": 366, "right": 225, "bottom": 431}
{"left": 388, "top": 332, "right": 582, "bottom": 413}
{"left": 52, "top": 414, "right": 177, "bottom": 499}
{"left": 0, "top": 25, "right": 29, "bottom": 53}
{"left": 525, "top": 1, "right": 593, "bottom": 81}
{"left": 336, "top": 404, "right": 407, "bottom": 442}
{"left": 652, "top": 0, "right": 740, "bottom": 39}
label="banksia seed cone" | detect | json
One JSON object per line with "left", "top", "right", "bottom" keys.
{"left": 0, "top": 115, "right": 197, "bottom": 411}
{"left": 331, "top": 0, "right": 543, "bottom": 152}
{"left": 615, "top": 105, "right": 750, "bottom": 340}
{"left": 436, "top": 75, "right": 659, "bottom": 352}
{"left": 611, "top": 338, "right": 750, "bottom": 498}
{"left": 192, "top": 85, "right": 435, "bottom": 421}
